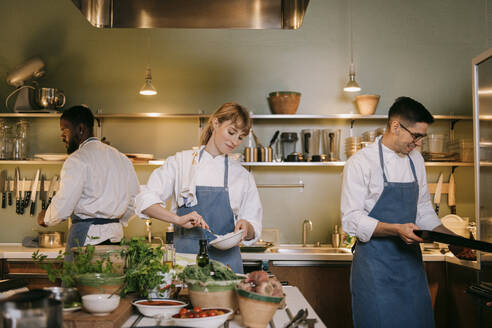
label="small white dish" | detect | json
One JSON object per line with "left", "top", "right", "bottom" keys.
{"left": 132, "top": 299, "right": 186, "bottom": 318}
{"left": 34, "top": 153, "right": 68, "bottom": 161}
{"left": 209, "top": 230, "right": 243, "bottom": 250}
{"left": 82, "top": 294, "right": 120, "bottom": 316}
{"left": 172, "top": 307, "right": 232, "bottom": 328}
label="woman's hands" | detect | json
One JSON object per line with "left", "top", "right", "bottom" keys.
{"left": 235, "top": 219, "right": 255, "bottom": 241}
{"left": 177, "top": 211, "right": 209, "bottom": 230}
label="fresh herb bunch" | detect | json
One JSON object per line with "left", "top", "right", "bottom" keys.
{"left": 32, "top": 244, "right": 116, "bottom": 287}
{"left": 121, "top": 237, "right": 170, "bottom": 298}
{"left": 179, "top": 260, "right": 239, "bottom": 282}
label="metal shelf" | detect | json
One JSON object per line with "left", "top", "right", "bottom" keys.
{"left": 0, "top": 160, "right": 474, "bottom": 167}
{"left": 0, "top": 113, "right": 472, "bottom": 120}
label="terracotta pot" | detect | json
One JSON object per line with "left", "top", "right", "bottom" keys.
{"left": 268, "top": 92, "right": 301, "bottom": 115}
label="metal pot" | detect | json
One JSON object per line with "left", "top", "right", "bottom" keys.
{"left": 0, "top": 289, "right": 62, "bottom": 328}
{"left": 37, "top": 231, "right": 64, "bottom": 248}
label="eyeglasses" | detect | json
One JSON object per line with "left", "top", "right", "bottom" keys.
{"left": 399, "top": 122, "right": 426, "bottom": 142}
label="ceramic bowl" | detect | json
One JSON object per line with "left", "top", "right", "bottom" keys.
{"left": 268, "top": 91, "right": 301, "bottom": 115}
{"left": 186, "top": 277, "right": 242, "bottom": 311}
{"left": 82, "top": 294, "right": 120, "bottom": 316}
{"left": 75, "top": 273, "right": 125, "bottom": 296}
{"left": 355, "top": 94, "right": 380, "bottom": 115}
{"left": 236, "top": 288, "right": 283, "bottom": 328}
{"left": 132, "top": 299, "right": 187, "bottom": 318}
{"left": 209, "top": 230, "right": 243, "bottom": 250}
{"left": 172, "top": 307, "right": 233, "bottom": 328}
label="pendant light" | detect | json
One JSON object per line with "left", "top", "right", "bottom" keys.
{"left": 343, "top": 0, "right": 361, "bottom": 93}
{"left": 139, "top": 32, "right": 157, "bottom": 96}
{"left": 139, "top": 66, "right": 157, "bottom": 95}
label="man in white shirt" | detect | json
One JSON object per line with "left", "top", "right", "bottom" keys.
{"left": 37, "top": 105, "right": 140, "bottom": 260}
{"left": 341, "top": 97, "right": 470, "bottom": 328}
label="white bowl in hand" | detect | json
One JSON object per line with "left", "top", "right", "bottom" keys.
{"left": 82, "top": 294, "right": 120, "bottom": 316}
{"left": 209, "top": 230, "right": 243, "bottom": 250}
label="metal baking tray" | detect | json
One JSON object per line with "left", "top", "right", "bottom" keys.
{"left": 414, "top": 230, "right": 492, "bottom": 253}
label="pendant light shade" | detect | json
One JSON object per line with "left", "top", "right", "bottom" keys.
{"left": 344, "top": 63, "right": 361, "bottom": 92}
{"left": 139, "top": 66, "right": 157, "bottom": 96}
{"left": 343, "top": 0, "right": 361, "bottom": 93}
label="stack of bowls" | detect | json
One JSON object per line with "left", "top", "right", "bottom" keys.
{"left": 345, "top": 136, "right": 362, "bottom": 158}
{"left": 362, "top": 130, "right": 378, "bottom": 143}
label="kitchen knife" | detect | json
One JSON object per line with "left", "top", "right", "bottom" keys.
{"left": 14, "top": 167, "right": 20, "bottom": 214}
{"left": 0, "top": 170, "right": 6, "bottom": 209}
{"left": 39, "top": 175, "right": 46, "bottom": 210}
{"left": 7, "top": 176, "right": 12, "bottom": 206}
{"left": 29, "top": 169, "right": 40, "bottom": 216}
{"left": 20, "top": 177, "right": 26, "bottom": 214}
{"left": 434, "top": 173, "right": 443, "bottom": 215}
{"left": 448, "top": 172, "right": 456, "bottom": 215}
{"left": 46, "top": 175, "right": 58, "bottom": 208}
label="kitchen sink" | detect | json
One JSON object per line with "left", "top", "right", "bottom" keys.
{"left": 269, "top": 246, "right": 351, "bottom": 254}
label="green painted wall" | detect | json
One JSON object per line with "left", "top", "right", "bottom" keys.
{"left": 0, "top": 0, "right": 488, "bottom": 244}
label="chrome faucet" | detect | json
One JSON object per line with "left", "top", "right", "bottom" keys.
{"left": 302, "top": 219, "right": 312, "bottom": 247}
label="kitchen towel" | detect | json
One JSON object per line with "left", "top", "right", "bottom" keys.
{"left": 175, "top": 148, "right": 200, "bottom": 208}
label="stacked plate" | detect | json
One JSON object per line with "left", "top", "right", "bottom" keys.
{"left": 345, "top": 136, "right": 362, "bottom": 158}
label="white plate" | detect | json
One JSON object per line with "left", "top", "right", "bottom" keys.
{"left": 34, "top": 153, "right": 68, "bottom": 161}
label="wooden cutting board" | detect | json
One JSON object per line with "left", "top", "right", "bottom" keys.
{"left": 63, "top": 297, "right": 134, "bottom": 328}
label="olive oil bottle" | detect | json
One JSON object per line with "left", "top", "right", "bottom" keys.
{"left": 163, "top": 231, "right": 175, "bottom": 268}
{"left": 196, "top": 239, "right": 209, "bottom": 267}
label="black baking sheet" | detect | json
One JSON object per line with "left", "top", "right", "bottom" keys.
{"left": 414, "top": 230, "right": 492, "bottom": 253}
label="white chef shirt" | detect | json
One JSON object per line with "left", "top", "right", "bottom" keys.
{"left": 44, "top": 138, "right": 140, "bottom": 245}
{"left": 341, "top": 136, "right": 441, "bottom": 242}
{"left": 135, "top": 148, "right": 263, "bottom": 246}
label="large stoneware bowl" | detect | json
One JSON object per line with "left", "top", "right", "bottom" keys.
{"left": 75, "top": 273, "right": 125, "bottom": 296}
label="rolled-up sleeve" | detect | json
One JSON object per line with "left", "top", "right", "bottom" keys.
{"left": 135, "top": 158, "right": 176, "bottom": 219}
{"left": 237, "top": 172, "right": 262, "bottom": 246}
{"left": 341, "top": 157, "right": 379, "bottom": 242}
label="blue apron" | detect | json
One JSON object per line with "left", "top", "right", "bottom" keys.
{"left": 350, "top": 138, "right": 434, "bottom": 328}
{"left": 65, "top": 215, "right": 120, "bottom": 262}
{"left": 175, "top": 149, "right": 243, "bottom": 273}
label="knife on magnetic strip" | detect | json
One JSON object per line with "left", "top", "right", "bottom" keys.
{"left": 14, "top": 168, "right": 20, "bottom": 214}
{"left": 39, "top": 175, "right": 46, "bottom": 211}
{"left": 29, "top": 169, "right": 40, "bottom": 216}
{"left": 0, "top": 170, "right": 6, "bottom": 209}
{"left": 434, "top": 173, "right": 443, "bottom": 215}
{"left": 448, "top": 172, "right": 456, "bottom": 215}
{"left": 46, "top": 175, "right": 58, "bottom": 209}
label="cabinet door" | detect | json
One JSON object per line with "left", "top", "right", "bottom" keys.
{"left": 268, "top": 261, "right": 352, "bottom": 327}
{"left": 6, "top": 260, "right": 61, "bottom": 289}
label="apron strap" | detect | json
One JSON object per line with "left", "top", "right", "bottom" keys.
{"left": 198, "top": 148, "right": 229, "bottom": 188}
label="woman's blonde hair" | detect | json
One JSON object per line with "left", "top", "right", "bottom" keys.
{"left": 200, "top": 102, "right": 252, "bottom": 146}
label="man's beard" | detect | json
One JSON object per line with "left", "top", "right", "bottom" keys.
{"left": 66, "top": 137, "right": 79, "bottom": 154}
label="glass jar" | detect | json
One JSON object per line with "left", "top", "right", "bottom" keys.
{"left": 0, "top": 120, "right": 14, "bottom": 160}
{"left": 12, "top": 120, "right": 29, "bottom": 160}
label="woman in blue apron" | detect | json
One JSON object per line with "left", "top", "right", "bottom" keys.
{"left": 350, "top": 138, "right": 434, "bottom": 328}
{"left": 136, "top": 102, "right": 263, "bottom": 273}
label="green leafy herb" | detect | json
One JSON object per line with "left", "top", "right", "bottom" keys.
{"left": 179, "top": 260, "right": 239, "bottom": 282}
{"left": 32, "top": 244, "right": 116, "bottom": 287}
{"left": 120, "top": 237, "right": 170, "bottom": 298}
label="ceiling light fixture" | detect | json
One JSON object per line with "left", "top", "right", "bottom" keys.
{"left": 343, "top": 0, "right": 361, "bottom": 93}
{"left": 139, "top": 66, "right": 157, "bottom": 96}
{"left": 139, "top": 32, "right": 157, "bottom": 96}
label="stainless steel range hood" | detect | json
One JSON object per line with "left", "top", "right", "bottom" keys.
{"left": 71, "top": 0, "right": 309, "bottom": 29}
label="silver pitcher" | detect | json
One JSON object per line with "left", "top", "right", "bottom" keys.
{"left": 35, "top": 88, "right": 66, "bottom": 109}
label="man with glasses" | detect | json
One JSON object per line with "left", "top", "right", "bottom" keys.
{"left": 341, "top": 97, "right": 468, "bottom": 328}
